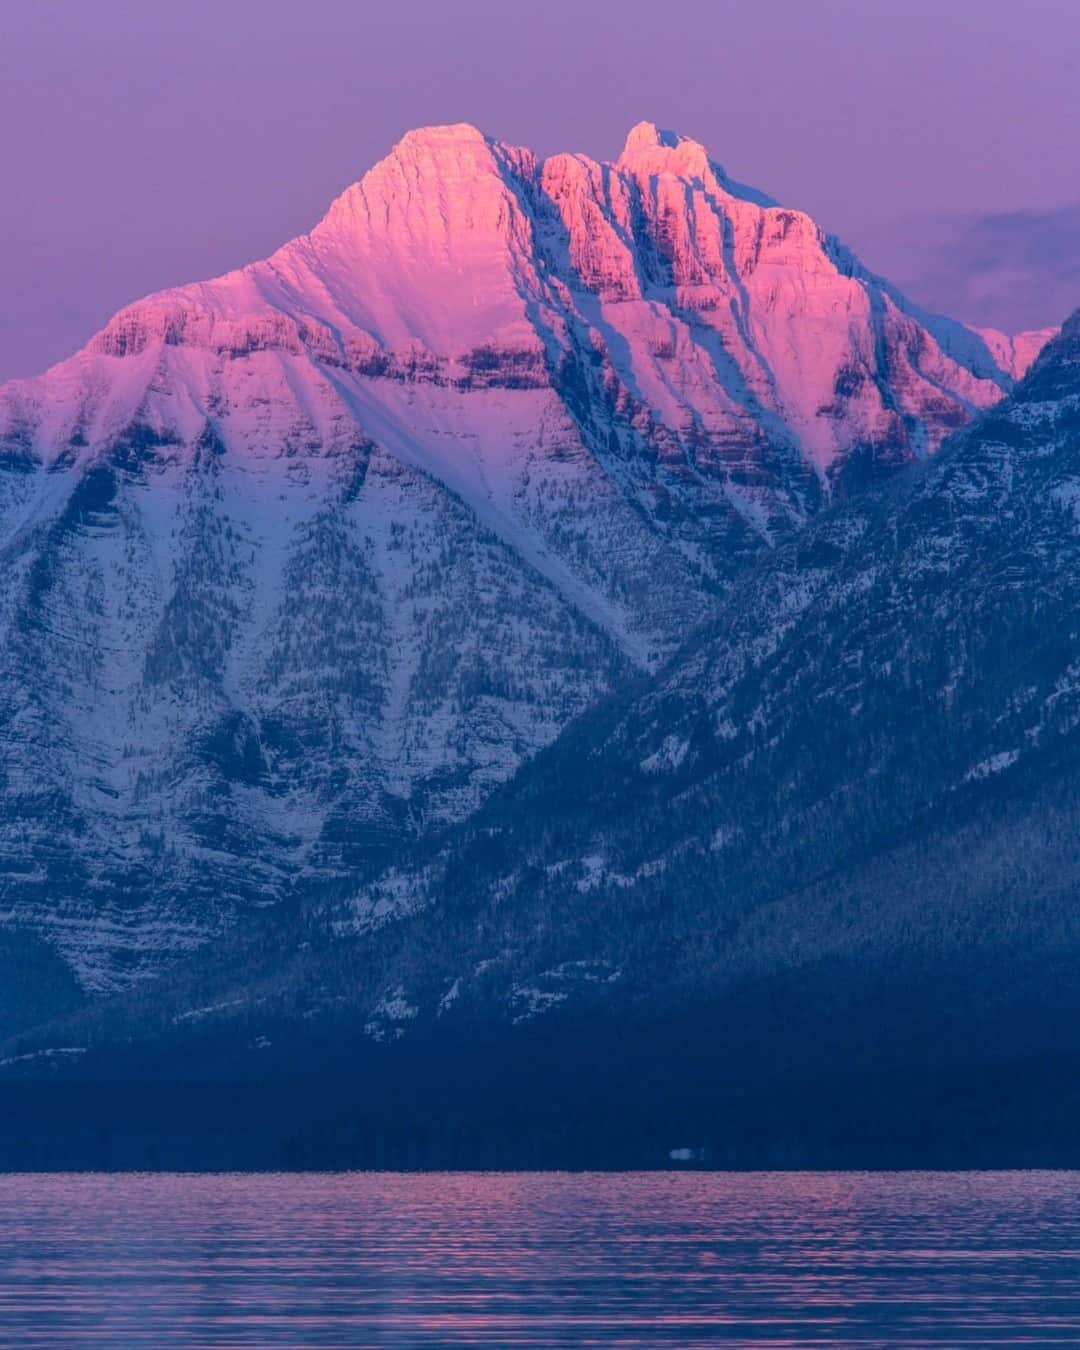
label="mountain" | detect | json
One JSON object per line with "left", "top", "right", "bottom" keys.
{"left": 0, "top": 121, "right": 1052, "bottom": 1005}
{"left": 973, "top": 324, "right": 1060, "bottom": 380}
{"left": 5, "top": 311, "right": 1078, "bottom": 1169}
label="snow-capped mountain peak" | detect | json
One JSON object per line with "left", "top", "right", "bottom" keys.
{"left": 618, "top": 120, "right": 714, "bottom": 179}
{"left": 0, "top": 121, "right": 1060, "bottom": 999}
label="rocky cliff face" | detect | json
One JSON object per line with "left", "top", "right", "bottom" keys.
{"left": 0, "top": 121, "right": 1054, "bottom": 996}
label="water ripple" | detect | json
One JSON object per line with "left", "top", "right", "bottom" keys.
{"left": 0, "top": 1171, "right": 1078, "bottom": 1346}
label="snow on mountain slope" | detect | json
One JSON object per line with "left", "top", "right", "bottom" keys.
{"left": 0, "top": 121, "right": 1050, "bottom": 997}
{"left": 147, "top": 308, "right": 1079, "bottom": 1062}
{"left": 16, "top": 313, "right": 1080, "bottom": 1110}
{"left": 974, "top": 325, "right": 1060, "bottom": 380}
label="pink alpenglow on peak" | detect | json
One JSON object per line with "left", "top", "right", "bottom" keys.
{"left": 618, "top": 121, "right": 714, "bottom": 181}
{"left": 0, "top": 122, "right": 1061, "bottom": 989}
{"left": 973, "top": 326, "right": 1061, "bottom": 382}
{"left": 0, "top": 118, "right": 1058, "bottom": 517}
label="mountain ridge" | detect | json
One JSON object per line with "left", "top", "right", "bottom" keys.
{"left": 0, "top": 120, "right": 1061, "bottom": 1003}
{"left": 4, "top": 311, "right": 1080, "bottom": 1169}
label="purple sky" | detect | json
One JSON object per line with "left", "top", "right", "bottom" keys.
{"left": 3, "top": 0, "right": 1079, "bottom": 381}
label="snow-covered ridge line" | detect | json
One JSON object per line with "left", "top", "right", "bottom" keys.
{"left": 0, "top": 120, "right": 1061, "bottom": 1001}
{"left": 2, "top": 119, "right": 1052, "bottom": 475}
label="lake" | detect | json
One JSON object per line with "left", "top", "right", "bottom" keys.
{"left": 0, "top": 1171, "right": 1077, "bottom": 1345}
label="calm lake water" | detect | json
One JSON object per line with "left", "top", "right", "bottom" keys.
{"left": 0, "top": 1171, "right": 1077, "bottom": 1346}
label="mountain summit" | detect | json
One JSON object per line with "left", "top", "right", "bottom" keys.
{"left": 0, "top": 123, "right": 1057, "bottom": 1001}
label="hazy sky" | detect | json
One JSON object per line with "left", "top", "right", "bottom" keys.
{"left": 3, "top": 0, "right": 1079, "bottom": 380}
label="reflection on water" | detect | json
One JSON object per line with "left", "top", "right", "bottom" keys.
{"left": 0, "top": 1171, "right": 1078, "bottom": 1346}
